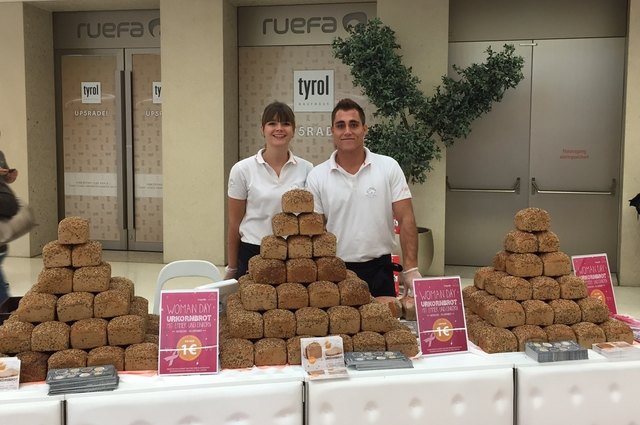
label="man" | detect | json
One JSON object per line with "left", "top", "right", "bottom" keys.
{"left": 0, "top": 150, "right": 18, "bottom": 306}
{"left": 306, "top": 98, "right": 421, "bottom": 297}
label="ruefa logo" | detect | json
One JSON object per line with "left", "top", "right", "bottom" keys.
{"left": 262, "top": 11, "right": 369, "bottom": 35}
{"left": 76, "top": 18, "right": 161, "bottom": 39}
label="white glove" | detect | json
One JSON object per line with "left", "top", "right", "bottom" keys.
{"left": 401, "top": 267, "right": 422, "bottom": 297}
{"left": 223, "top": 266, "right": 237, "bottom": 280}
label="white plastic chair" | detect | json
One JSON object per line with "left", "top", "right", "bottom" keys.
{"left": 152, "top": 260, "right": 226, "bottom": 314}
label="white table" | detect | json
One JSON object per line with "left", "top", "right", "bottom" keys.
{"left": 0, "top": 382, "right": 64, "bottom": 425}
{"left": 306, "top": 352, "right": 515, "bottom": 425}
{"left": 516, "top": 356, "right": 640, "bottom": 425}
{"left": 64, "top": 366, "right": 305, "bottom": 425}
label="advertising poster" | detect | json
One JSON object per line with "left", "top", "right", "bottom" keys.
{"left": 571, "top": 253, "right": 617, "bottom": 315}
{"left": 158, "top": 289, "right": 219, "bottom": 375}
{"left": 414, "top": 276, "right": 468, "bottom": 356}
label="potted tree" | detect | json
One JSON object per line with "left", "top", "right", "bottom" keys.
{"left": 332, "top": 18, "right": 524, "bottom": 277}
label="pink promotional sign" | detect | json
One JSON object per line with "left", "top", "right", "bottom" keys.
{"left": 413, "top": 276, "right": 468, "bottom": 356}
{"left": 158, "top": 289, "right": 219, "bottom": 375}
{"left": 571, "top": 253, "right": 617, "bottom": 315}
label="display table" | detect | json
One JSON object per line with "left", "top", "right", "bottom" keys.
{"left": 516, "top": 357, "right": 640, "bottom": 425}
{"left": 305, "top": 352, "right": 515, "bottom": 425}
{"left": 64, "top": 366, "right": 305, "bottom": 425}
{"left": 0, "top": 382, "right": 64, "bottom": 425}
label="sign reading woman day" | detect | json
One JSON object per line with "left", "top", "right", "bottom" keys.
{"left": 158, "top": 289, "right": 219, "bottom": 375}
{"left": 413, "top": 277, "right": 468, "bottom": 356}
{"left": 571, "top": 253, "right": 617, "bottom": 315}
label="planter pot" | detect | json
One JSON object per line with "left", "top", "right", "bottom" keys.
{"left": 393, "top": 227, "right": 434, "bottom": 276}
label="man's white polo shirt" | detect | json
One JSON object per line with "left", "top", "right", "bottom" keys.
{"left": 306, "top": 148, "right": 411, "bottom": 262}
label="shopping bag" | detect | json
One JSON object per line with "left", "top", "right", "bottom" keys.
{"left": 0, "top": 202, "right": 36, "bottom": 244}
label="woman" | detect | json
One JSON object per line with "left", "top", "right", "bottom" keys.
{"left": 0, "top": 150, "right": 18, "bottom": 305}
{"left": 225, "top": 102, "right": 313, "bottom": 279}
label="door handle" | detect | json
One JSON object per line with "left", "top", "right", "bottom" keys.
{"left": 530, "top": 178, "right": 616, "bottom": 196}
{"left": 446, "top": 177, "right": 521, "bottom": 194}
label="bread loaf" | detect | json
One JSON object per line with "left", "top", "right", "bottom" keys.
{"left": 286, "top": 235, "right": 312, "bottom": 259}
{"left": 57, "top": 292, "right": 94, "bottom": 322}
{"left": 476, "top": 326, "right": 518, "bottom": 353}
{"left": 219, "top": 338, "right": 254, "bottom": 369}
{"left": 94, "top": 289, "right": 131, "bottom": 318}
{"left": 514, "top": 208, "right": 550, "bottom": 232}
{"left": 599, "top": 319, "right": 634, "bottom": 344}
{"left": 124, "top": 342, "right": 158, "bottom": 371}
{"left": 359, "top": 302, "right": 396, "bottom": 333}
{"left": 73, "top": 263, "right": 112, "bottom": 292}
{"left": 521, "top": 300, "right": 554, "bottom": 326}
{"left": 16, "top": 351, "right": 49, "bottom": 382}
{"left": 352, "top": 331, "right": 385, "bottom": 352}
{"left": 107, "top": 315, "right": 146, "bottom": 346}
{"left": 286, "top": 258, "right": 317, "bottom": 283}
{"left": 504, "top": 230, "right": 538, "bottom": 253}
{"left": 87, "top": 345, "right": 125, "bottom": 371}
{"left": 58, "top": 216, "right": 90, "bottom": 244}
{"left": 484, "top": 270, "right": 509, "bottom": 295}
{"left": 16, "top": 292, "right": 58, "bottom": 323}
{"left": 263, "top": 309, "right": 296, "bottom": 338}
{"left": 571, "top": 321, "right": 606, "bottom": 348}
{"left": 70, "top": 318, "right": 108, "bottom": 349}
{"left": 529, "top": 276, "right": 560, "bottom": 300}
{"left": 276, "top": 282, "right": 309, "bottom": 310}
{"left": 327, "top": 305, "right": 360, "bottom": 335}
{"left": 42, "top": 241, "right": 72, "bottom": 268}
{"left": 298, "top": 212, "right": 324, "bottom": 236}
{"left": 35, "top": 267, "right": 73, "bottom": 294}
{"left": 540, "top": 252, "right": 571, "bottom": 277}
{"left": 494, "top": 276, "right": 532, "bottom": 301}
{"left": 110, "top": 277, "right": 135, "bottom": 300}
{"left": 254, "top": 338, "right": 287, "bottom": 366}
{"left": 536, "top": 231, "right": 560, "bottom": 252}
{"left": 227, "top": 308, "right": 264, "bottom": 339}
{"left": 281, "top": 189, "right": 314, "bottom": 214}
{"left": 272, "top": 212, "right": 299, "bottom": 237}
{"left": 248, "top": 256, "right": 287, "bottom": 285}
{"left": 0, "top": 320, "right": 34, "bottom": 353}
{"left": 338, "top": 278, "right": 371, "bottom": 306}
{"left": 512, "top": 325, "right": 548, "bottom": 351}
{"left": 295, "top": 307, "right": 328, "bottom": 336}
{"left": 556, "top": 275, "right": 588, "bottom": 299}
{"left": 506, "top": 253, "right": 543, "bottom": 278}
{"left": 240, "top": 283, "right": 277, "bottom": 311}
{"left": 71, "top": 240, "right": 103, "bottom": 267}
{"left": 548, "top": 299, "right": 581, "bottom": 325}
{"left": 312, "top": 232, "right": 337, "bottom": 257}
{"left": 260, "top": 235, "right": 288, "bottom": 260}
{"left": 308, "top": 281, "right": 340, "bottom": 308}
{"left": 473, "top": 266, "right": 494, "bottom": 290}
{"left": 384, "top": 329, "right": 419, "bottom": 358}
{"left": 48, "top": 349, "right": 87, "bottom": 369}
{"left": 316, "top": 257, "right": 347, "bottom": 282}
{"left": 577, "top": 297, "right": 609, "bottom": 323}
{"left": 31, "top": 321, "right": 70, "bottom": 352}
{"left": 484, "top": 300, "right": 525, "bottom": 328}
{"left": 543, "top": 324, "right": 576, "bottom": 342}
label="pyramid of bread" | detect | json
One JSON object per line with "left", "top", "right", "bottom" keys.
{"left": 219, "top": 189, "right": 419, "bottom": 368}
{"left": 0, "top": 217, "right": 159, "bottom": 382}
{"left": 464, "top": 207, "right": 633, "bottom": 353}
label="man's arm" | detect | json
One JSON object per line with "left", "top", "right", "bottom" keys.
{"left": 392, "top": 198, "right": 419, "bottom": 270}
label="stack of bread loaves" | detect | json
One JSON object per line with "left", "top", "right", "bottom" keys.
{"left": 220, "top": 189, "right": 419, "bottom": 368}
{"left": 0, "top": 217, "right": 159, "bottom": 382}
{"left": 463, "top": 207, "right": 633, "bottom": 353}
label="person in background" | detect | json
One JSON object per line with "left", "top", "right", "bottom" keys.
{"left": 0, "top": 151, "right": 19, "bottom": 305}
{"left": 224, "top": 101, "right": 313, "bottom": 279}
{"left": 306, "top": 98, "right": 422, "bottom": 297}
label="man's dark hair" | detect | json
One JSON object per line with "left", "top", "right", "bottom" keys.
{"left": 331, "top": 98, "right": 366, "bottom": 125}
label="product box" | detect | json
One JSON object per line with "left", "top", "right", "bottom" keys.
{"left": 0, "top": 357, "right": 21, "bottom": 391}
{"left": 592, "top": 341, "right": 640, "bottom": 360}
{"left": 525, "top": 340, "right": 588, "bottom": 363}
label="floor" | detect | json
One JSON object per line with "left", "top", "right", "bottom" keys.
{"left": 3, "top": 252, "right": 640, "bottom": 318}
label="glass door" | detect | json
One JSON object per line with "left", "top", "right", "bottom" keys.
{"left": 56, "top": 49, "right": 162, "bottom": 251}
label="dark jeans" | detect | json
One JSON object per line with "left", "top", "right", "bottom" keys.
{"left": 345, "top": 254, "right": 396, "bottom": 297}
{"left": 237, "top": 241, "right": 261, "bottom": 278}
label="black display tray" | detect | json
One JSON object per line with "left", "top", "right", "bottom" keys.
{"left": 0, "top": 296, "right": 21, "bottom": 325}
